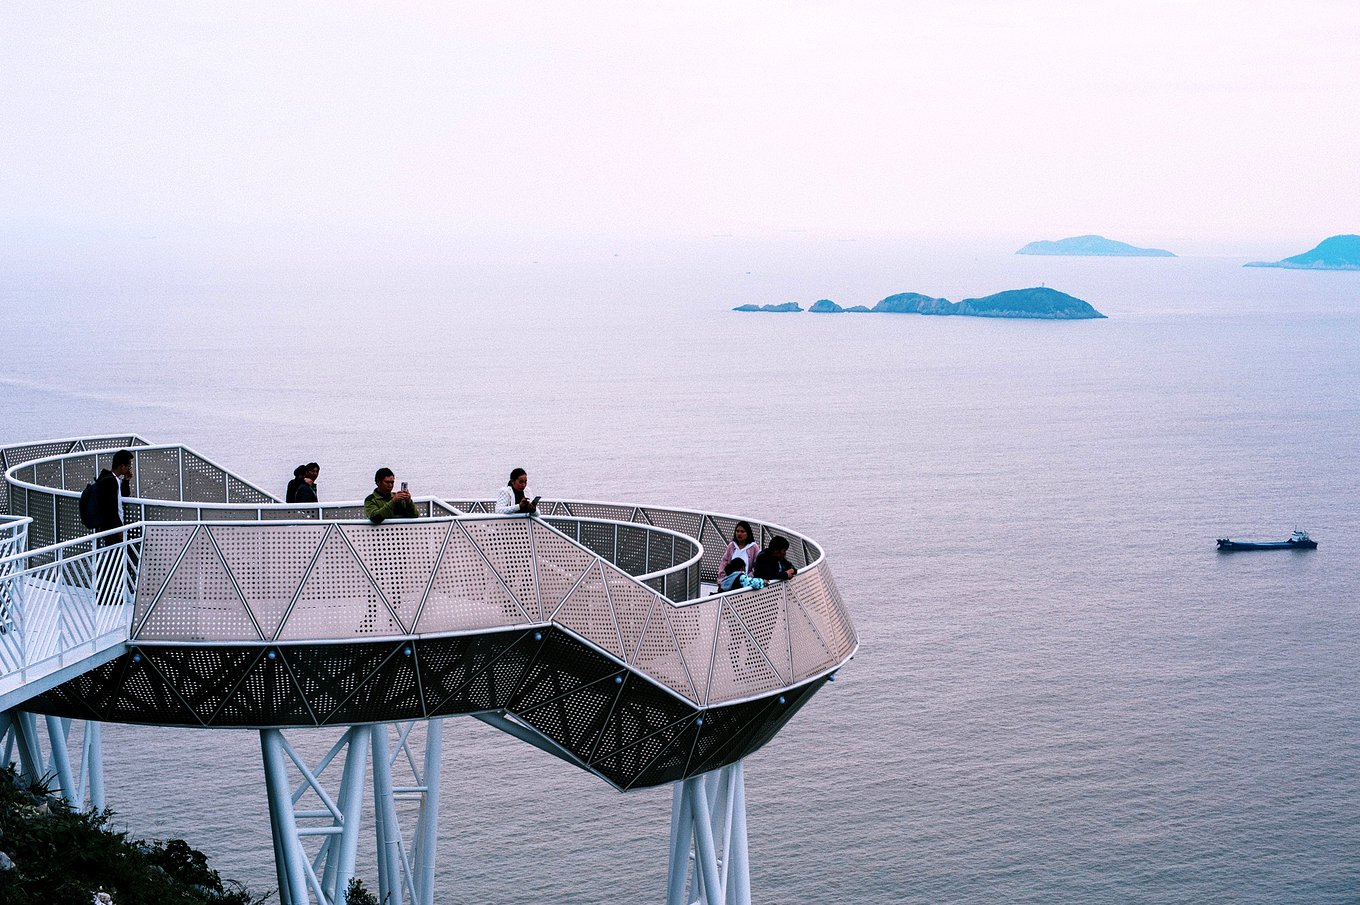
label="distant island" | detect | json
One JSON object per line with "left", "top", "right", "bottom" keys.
{"left": 736, "top": 287, "right": 1105, "bottom": 319}
{"left": 1244, "top": 234, "right": 1360, "bottom": 270}
{"left": 809, "top": 299, "right": 871, "bottom": 313}
{"left": 732, "top": 301, "right": 802, "bottom": 312}
{"left": 874, "top": 287, "right": 1105, "bottom": 319}
{"left": 1016, "top": 235, "right": 1175, "bottom": 257}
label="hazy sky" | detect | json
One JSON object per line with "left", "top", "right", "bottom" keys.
{"left": 3, "top": 1, "right": 1358, "bottom": 256}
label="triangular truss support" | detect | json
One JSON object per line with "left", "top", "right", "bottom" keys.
{"left": 260, "top": 719, "right": 445, "bottom": 905}
{"left": 666, "top": 759, "right": 751, "bottom": 905}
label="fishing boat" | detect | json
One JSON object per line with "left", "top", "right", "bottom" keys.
{"left": 1216, "top": 530, "right": 1317, "bottom": 551}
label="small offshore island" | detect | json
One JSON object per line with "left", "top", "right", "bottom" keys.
{"left": 1016, "top": 234, "right": 1175, "bottom": 257}
{"left": 736, "top": 287, "right": 1106, "bottom": 319}
{"left": 1244, "top": 234, "right": 1360, "bottom": 270}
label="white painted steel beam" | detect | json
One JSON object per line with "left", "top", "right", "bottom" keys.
{"left": 665, "top": 760, "right": 751, "bottom": 905}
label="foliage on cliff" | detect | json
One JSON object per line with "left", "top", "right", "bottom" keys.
{"left": 0, "top": 766, "right": 262, "bottom": 905}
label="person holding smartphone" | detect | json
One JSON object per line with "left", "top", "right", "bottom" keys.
{"left": 365, "top": 467, "right": 419, "bottom": 524}
{"left": 495, "top": 467, "right": 538, "bottom": 515}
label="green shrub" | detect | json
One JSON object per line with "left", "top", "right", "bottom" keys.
{"left": 0, "top": 766, "right": 263, "bottom": 905}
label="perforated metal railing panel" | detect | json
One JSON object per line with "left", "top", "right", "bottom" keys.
{"left": 5, "top": 437, "right": 855, "bottom": 783}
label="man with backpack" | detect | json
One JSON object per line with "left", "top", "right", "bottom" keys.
{"left": 92, "top": 449, "right": 135, "bottom": 544}
{"left": 88, "top": 449, "right": 134, "bottom": 607}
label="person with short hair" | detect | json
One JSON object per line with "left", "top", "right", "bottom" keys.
{"left": 364, "top": 467, "right": 418, "bottom": 524}
{"left": 95, "top": 449, "right": 135, "bottom": 606}
{"left": 495, "top": 468, "right": 537, "bottom": 515}
{"left": 752, "top": 535, "right": 798, "bottom": 581}
{"left": 95, "top": 449, "right": 135, "bottom": 543}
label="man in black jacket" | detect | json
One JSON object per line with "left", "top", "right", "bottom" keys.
{"left": 752, "top": 535, "right": 799, "bottom": 582}
{"left": 95, "top": 449, "right": 135, "bottom": 543}
{"left": 94, "top": 449, "right": 135, "bottom": 606}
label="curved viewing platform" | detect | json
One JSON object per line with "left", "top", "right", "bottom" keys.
{"left": 1, "top": 436, "right": 857, "bottom": 791}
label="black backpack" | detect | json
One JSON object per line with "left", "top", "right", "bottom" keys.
{"left": 79, "top": 480, "right": 100, "bottom": 529}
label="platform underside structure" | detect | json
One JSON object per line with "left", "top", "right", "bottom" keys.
{"left": 1, "top": 435, "right": 857, "bottom": 904}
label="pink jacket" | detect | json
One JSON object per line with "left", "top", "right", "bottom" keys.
{"left": 718, "top": 541, "right": 760, "bottom": 578}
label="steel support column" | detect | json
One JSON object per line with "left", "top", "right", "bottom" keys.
{"left": 665, "top": 760, "right": 751, "bottom": 905}
{"left": 258, "top": 721, "right": 443, "bottom": 905}
{"left": 0, "top": 711, "right": 105, "bottom": 810}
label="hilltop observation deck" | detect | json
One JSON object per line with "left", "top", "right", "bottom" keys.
{"left": 1, "top": 436, "right": 857, "bottom": 793}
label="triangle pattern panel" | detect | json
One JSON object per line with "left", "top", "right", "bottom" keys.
{"left": 601, "top": 569, "right": 657, "bottom": 663}
{"left": 144, "top": 647, "right": 263, "bottom": 724}
{"left": 515, "top": 669, "right": 625, "bottom": 759}
{"left": 625, "top": 715, "right": 703, "bottom": 788}
{"left": 211, "top": 524, "right": 327, "bottom": 640}
{"left": 664, "top": 601, "right": 721, "bottom": 706}
{"left": 786, "top": 583, "right": 838, "bottom": 679}
{"left": 590, "top": 678, "right": 696, "bottom": 764}
{"left": 698, "top": 518, "right": 731, "bottom": 578}
{"left": 287, "top": 643, "right": 396, "bottom": 723}
{"left": 795, "top": 564, "right": 856, "bottom": 654}
{"left": 460, "top": 519, "right": 539, "bottom": 620}
{"left": 596, "top": 712, "right": 696, "bottom": 790}
{"left": 132, "top": 525, "right": 198, "bottom": 633}
{"left": 507, "top": 631, "right": 620, "bottom": 713}
{"left": 341, "top": 522, "right": 449, "bottom": 632}
{"left": 529, "top": 522, "right": 598, "bottom": 617}
{"left": 630, "top": 600, "right": 696, "bottom": 701}
{"left": 552, "top": 562, "right": 623, "bottom": 660}
{"left": 280, "top": 528, "right": 402, "bottom": 641}
{"left": 706, "top": 600, "right": 784, "bottom": 704}
{"left": 417, "top": 526, "right": 528, "bottom": 633}
{"left": 211, "top": 652, "right": 314, "bottom": 726}
{"left": 729, "top": 585, "right": 793, "bottom": 683}
{"left": 105, "top": 654, "right": 199, "bottom": 725}
{"left": 322, "top": 643, "right": 424, "bottom": 724}
{"left": 139, "top": 529, "right": 261, "bottom": 642}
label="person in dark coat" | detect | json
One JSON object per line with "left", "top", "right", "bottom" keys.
{"left": 752, "top": 535, "right": 798, "bottom": 582}
{"left": 95, "top": 449, "right": 135, "bottom": 606}
{"left": 286, "top": 464, "right": 307, "bottom": 503}
{"left": 95, "top": 449, "right": 135, "bottom": 544}
{"left": 296, "top": 462, "right": 320, "bottom": 504}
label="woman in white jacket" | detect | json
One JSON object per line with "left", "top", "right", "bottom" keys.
{"left": 495, "top": 467, "right": 537, "bottom": 514}
{"left": 717, "top": 520, "right": 759, "bottom": 579}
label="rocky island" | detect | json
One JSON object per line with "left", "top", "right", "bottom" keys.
{"left": 1244, "top": 234, "right": 1360, "bottom": 270}
{"left": 736, "top": 287, "right": 1104, "bottom": 319}
{"left": 873, "top": 287, "right": 1105, "bottom": 319}
{"left": 732, "top": 301, "right": 802, "bottom": 312}
{"left": 1017, "top": 235, "right": 1175, "bottom": 257}
{"left": 808, "top": 299, "right": 871, "bottom": 313}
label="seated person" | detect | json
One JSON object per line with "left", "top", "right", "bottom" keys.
{"left": 718, "top": 557, "right": 766, "bottom": 593}
{"left": 365, "top": 467, "right": 419, "bottom": 524}
{"left": 495, "top": 467, "right": 538, "bottom": 515}
{"left": 752, "top": 535, "right": 798, "bottom": 582}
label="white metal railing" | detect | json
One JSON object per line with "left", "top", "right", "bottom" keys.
{"left": 3, "top": 439, "right": 856, "bottom": 709}
{"left": 0, "top": 526, "right": 140, "bottom": 703}
{"left": 0, "top": 515, "right": 29, "bottom": 562}
{"left": 125, "top": 513, "right": 852, "bottom": 708}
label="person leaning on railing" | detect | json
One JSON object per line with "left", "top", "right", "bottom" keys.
{"left": 752, "top": 535, "right": 798, "bottom": 582}
{"left": 495, "top": 467, "right": 537, "bottom": 515}
{"left": 364, "top": 467, "right": 418, "bottom": 524}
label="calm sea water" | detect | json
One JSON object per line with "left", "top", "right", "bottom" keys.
{"left": 3, "top": 236, "right": 1358, "bottom": 903}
